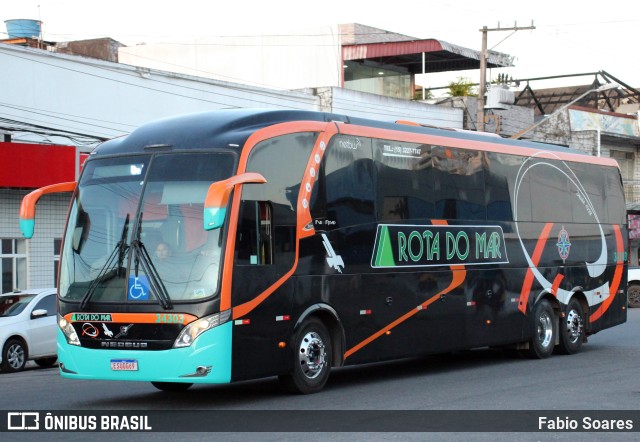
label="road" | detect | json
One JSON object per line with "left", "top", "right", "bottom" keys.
{"left": 1, "top": 308, "right": 639, "bottom": 441}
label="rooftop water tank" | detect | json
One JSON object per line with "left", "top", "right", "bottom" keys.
{"left": 5, "top": 19, "right": 42, "bottom": 39}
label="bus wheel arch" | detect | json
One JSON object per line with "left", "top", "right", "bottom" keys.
{"left": 556, "top": 293, "right": 588, "bottom": 355}
{"left": 280, "top": 306, "right": 343, "bottom": 394}
{"left": 293, "top": 304, "right": 345, "bottom": 367}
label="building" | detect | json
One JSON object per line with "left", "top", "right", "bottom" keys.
{"left": 118, "top": 23, "right": 513, "bottom": 100}
{"left": 0, "top": 142, "right": 86, "bottom": 291}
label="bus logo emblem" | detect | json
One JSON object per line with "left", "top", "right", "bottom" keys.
{"left": 321, "top": 234, "right": 344, "bottom": 273}
{"left": 82, "top": 323, "right": 99, "bottom": 338}
{"left": 102, "top": 323, "right": 114, "bottom": 338}
{"left": 556, "top": 226, "right": 572, "bottom": 263}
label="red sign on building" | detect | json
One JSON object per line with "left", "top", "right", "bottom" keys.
{"left": 0, "top": 142, "right": 79, "bottom": 188}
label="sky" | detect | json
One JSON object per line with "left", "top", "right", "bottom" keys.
{"left": 2, "top": 0, "right": 639, "bottom": 94}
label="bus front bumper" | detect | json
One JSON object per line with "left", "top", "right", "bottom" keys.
{"left": 57, "top": 322, "right": 232, "bottom": 384}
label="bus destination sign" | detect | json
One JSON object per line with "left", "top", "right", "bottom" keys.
{"left": 371, "top": 224, "right": 509, "bottom": 268}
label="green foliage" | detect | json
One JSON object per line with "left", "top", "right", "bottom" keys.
{"left": 414, "top": 89, "right": 434, "bottom": 101}
{"left": 447, "top": 77, "right": 477, "bottom": 97}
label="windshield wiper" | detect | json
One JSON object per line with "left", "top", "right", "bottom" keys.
{"left": 80, "top": 214, "right": 130, "bottom": 310}
{"left": 131, "top": 212, "right": 173, "bottom": 310}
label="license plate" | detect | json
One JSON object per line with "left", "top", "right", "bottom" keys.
{"left": 110, "top": 359, "right": 138, "bottom": 371}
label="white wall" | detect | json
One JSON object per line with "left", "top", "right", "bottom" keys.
{"left": 317, "top": 87, "right": 462, "bottom": 128}
{"left": 0, "top": 43, "right": 321, "bottom": 146}
{"left": 118, "top": 25, "right": 343, "bottom": 92}
{"left": 2, "top": 41, "right": 464, "bottom": 144}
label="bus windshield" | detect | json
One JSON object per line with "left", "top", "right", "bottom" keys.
{"left": 59, "top": 152, "right": 235, "bottom": 304}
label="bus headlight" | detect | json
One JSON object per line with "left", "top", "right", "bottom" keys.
{"left": 174, "top": 311, "right": 230, "bottom": 348}
{"left": 58, "top": 314, "right": 80, "bottom": 346}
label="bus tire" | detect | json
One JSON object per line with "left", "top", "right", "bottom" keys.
{"left": 279, "top": 317, "right": 332, "bottom": 394}
{"left": 628, "top": 283, "right": 640, "bottom": 308}
{"left": 151, "top": 382, "right": 193, "bottom": 392}
{"left": 527, "top": 299, "right": 556, "bottom": 359}
{"left": 556, "top": 297, "right": 585, "bottom": 355}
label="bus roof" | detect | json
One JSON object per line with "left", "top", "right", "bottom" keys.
{"left": 92, "top": 108, "right": 602, "bottom": 162}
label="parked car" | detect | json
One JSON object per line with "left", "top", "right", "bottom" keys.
{"left": 0, "top": 288, "right": 57, "bottom": 372}
{"left": 627, "top": 268, "right": 640, "bottom": 308}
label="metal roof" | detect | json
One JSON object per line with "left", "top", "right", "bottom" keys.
{"left": 513, "top": 71, "right": 640, "bottom": 116}
{"left": 339, "top": 23, "right": 513, "bottom": 74}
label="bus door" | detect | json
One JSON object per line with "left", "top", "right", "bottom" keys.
{"left": 229, "top": 132, "right": 319, "bottom": 378}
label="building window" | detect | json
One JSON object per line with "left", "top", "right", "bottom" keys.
{"left": 610, "top": 150, "right": 634, "bottom": 181}
{"left": 1, "top": 239, "right": 27, "bottom": 293}
{"left": 54, "top": 238, "right": 62, "bottom": 287}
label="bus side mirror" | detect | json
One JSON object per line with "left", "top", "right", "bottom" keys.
{"left": 20, "top": 182, "right": 77, "bottom": 239}
{"left": 203, "top": 172, "right": 267, "bottom": 230}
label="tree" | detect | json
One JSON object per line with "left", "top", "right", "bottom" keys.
{"left": 414, "top": 89, "right": 433, "bottom": 101}
{"left": 447, "top": 77, "right": 477, "bottom": 97}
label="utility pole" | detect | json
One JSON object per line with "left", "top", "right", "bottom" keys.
{"left": 477, "top": 21, "right": 535, "bottom": 132}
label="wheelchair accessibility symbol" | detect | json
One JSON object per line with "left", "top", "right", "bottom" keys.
{"left": 128, "top": 275, "right": 150, "bottom": 301}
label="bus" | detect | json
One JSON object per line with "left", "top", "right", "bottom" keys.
{"left": 20, "top": 109, "right": 628, "bottom": 394}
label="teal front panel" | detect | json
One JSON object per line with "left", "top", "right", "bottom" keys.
{"left": 57, "top": 322, "right": 232, "bottom": 383}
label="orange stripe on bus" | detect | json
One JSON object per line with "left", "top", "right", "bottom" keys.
{"left": 335, "top": 124, "right": 620, "bottom": 169}
{"left": 232, "top": 264, "right": 298, "bottom": 319}
{"left": 344, "top": 265, "right": 467, "bottom": 360}
{"left": 344, "top": 220, "right": 467, "bottom": 360}
{"left": 590, "top": 225, "right": 624, "bottom": 323}
{"left": 551, "top": 273, "right": 564, "bottom": 297}
{"left": 518, "top": 222, "right": 554, "bottom": 314}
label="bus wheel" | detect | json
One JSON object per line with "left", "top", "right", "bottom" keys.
{"left": 527, "top": 299, "right": 556, "bottom": 359}
{"left": 557, "top": 298, "right": 585, "bottom": 355}
{"left": 628, "top": 283, "right": 640, "bottom": 308}
{"left": 279, "top": 317, "right": 332, "bottom": 394}
{"left": 151, "top": 382, "right": 193, "bottom": 392}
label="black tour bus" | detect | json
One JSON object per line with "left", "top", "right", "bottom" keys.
{"left": 20, "top": 109, "right": 628, "bottom": 393}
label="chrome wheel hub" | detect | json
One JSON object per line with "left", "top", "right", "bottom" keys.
{"left": 298, "top": 331, "right": 326, "bottom": 379}
{"left": 565, "top": 309, "right": 583, "bottom": 343}
{"left": 537, "top": 311, "right": 553, "bottom": 348}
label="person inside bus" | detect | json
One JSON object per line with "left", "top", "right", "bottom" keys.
{"left": 155, "top": 242, "right": 172, "bottom": 262}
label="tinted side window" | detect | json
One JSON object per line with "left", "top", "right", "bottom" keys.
{"left": 373, "top": 140, "right": 434, "bottom": 221}
{"left": 570, "top": 162, "right": 607, "bottom": 224}
{"left": 604, "top": 167, "right": 627, "bottom": 225}
{"left": 243, "top": 132, "right": 319, "bottom": 225}
{"left": 235, "top": 201, "right": 273, "bottom": 265}
{"left": 240, "top": 132, "right": 318, "bottom": 267}
{"left": 318, "top": 135, "right": 375, "bottom": 229}
{"left": 529, "top": 160, "right": 573, "bottom": 224}
{"left": 485, "top": 152, "right": 518, "bottom": 222}
{"left": 432, "top": 146, "right": 486, "bottom": 221}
